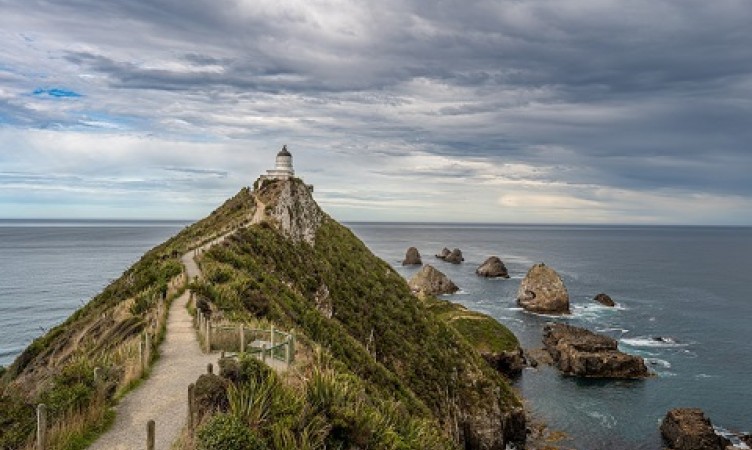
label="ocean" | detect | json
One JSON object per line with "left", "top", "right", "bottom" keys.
{"left": 348, "top": 223, "right": 752, "bottom": 450}
{"left": 0, "top": 220, "right": 187, "bottom": 367}
{"left": 1, "top": 221, "right": 750, "bottom": 449}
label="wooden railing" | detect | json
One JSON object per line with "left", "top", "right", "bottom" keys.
{"left": 194, "top": 309, "right": 295, "bottom": 365}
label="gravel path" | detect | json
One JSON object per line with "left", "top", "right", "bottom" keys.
{"left": 88, "top": 251, "right": 217, "bottom": 450}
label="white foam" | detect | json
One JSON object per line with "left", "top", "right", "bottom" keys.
{"left": 596, "top": 327, "right": 630, "bottom": 335}
{"left": 620, "top": 336, "right": 689, "bottom": 348}
{"left": 645, "top": 358, "right": 671, "bottom": 369}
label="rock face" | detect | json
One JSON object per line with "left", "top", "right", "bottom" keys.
{"left": 543, "top": 324, "right": 649, "bottom": 378}
{"left": 262, "top": 178, "right": 323, "bottom": 245}
{"left": 402, "top": 247, "right": 422, "bottom": 265}
{"left": 594, "top": 292, "right": 616, "bottom": 307}
{"left": 483, "top": 348, "right": 526, "bottom": 378}
{"left": 660, "top": 408, "right": 731, "bottom": 450}
{"left": 444, "top": 248, "right": 464, "bottom": 264}
{"left": 435, "top": 247, "right": 451, "bottom": 259}
{"left": 516, "top": 263, "right": 570, "bottom": 314}
{"left": 476, "top": 256, "right": 509, "bottom": 278}
{"left": 408, "top": 264, "right": 459, "bottom": 295}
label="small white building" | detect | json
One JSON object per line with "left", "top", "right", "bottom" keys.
{"left": 256, "top": 145, "right": 313, "bottom": 191}
{"left": 264, "top": 145, "right": 295, "bottom": 180}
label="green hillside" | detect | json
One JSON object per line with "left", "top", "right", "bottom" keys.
{"left": 1, "top": 179, "right": 525, "bottom": 450}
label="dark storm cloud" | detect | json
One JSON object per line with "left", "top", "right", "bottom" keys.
{"left": 1, "top": 0, "right": 751, "bottom": 222}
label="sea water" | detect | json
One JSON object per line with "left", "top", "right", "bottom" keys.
{"left": 1, "top": 221, "right": 750, "bottom": 449}
{"left": 348, "top": 223, "right": 752, "bottom": 450}
{"left": 0, "top": 220, "right": 185, "bottom": 367}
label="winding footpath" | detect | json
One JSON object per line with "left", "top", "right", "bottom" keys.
{"left": 88, "top": 249, "right": 216, "bottom": 450}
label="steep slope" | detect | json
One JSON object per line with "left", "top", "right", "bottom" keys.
{"left": 0, "top": 188, "right": 256, "bottom": 450}
{"left": 193, "top": 178, "right": 525, "bottom": 449}
{"left": 1, "top": 178, "right": 525, "bottom": 450}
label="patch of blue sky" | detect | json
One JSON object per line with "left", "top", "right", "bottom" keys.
{"left": 32, "top": 88, "right": 82, "bottom": 98}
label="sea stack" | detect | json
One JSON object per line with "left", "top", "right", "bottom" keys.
{"left": 435, "top": 247, "right": 451, "bottom": 259}
{"left": 402, "top": 247, "right": 422, "bottom": 266}
{"left": 593, "top": 293, "right": 615, "bottom": 307}
{"left": 516, "top": 263, "right": 570, "bottom": 314}
{"left": 444, "top": 248, "right": 464, "bottom": 264}
{"left": 408, "top": 264, "right": 459, "bottom": 295}
{"left": 660, "top": 408, "right": 731, "bottom": 450}
{"left": 476, "top": 256, "right": 509, "bottom": 278}
{"left": 543, "top": 324, "right": 649, "bottom": 378}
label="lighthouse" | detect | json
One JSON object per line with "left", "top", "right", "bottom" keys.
{"left": 264, "top": 145, "right": 295, "bottom": 180}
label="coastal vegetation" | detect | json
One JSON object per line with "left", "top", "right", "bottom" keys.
{"left": 1, "top": 179, "right": 524, "bottom": 449}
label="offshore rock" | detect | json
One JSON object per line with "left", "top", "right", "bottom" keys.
{"left": 402, "top": 247, "right": 422, "bottom": 265}
{"left": 408, "top": 264, "right": 459, "bottom": 295}
{"left": 476, "top": 256, "right": 509, "bottom": 278}
{"left": 444, "top": 248, "right": 464, "bottom": 264}
{"left": 435, "top": 247, "right": 451, "bottom": 259}
{"left": 594, "top": 292, "right": 616, "bottom": 307}
{"left": 516, "top": 263, "right": 570, "bottom": 314}
{"left": 543, "top": 324, "right": 649, "bottom": 378}
{"left": 660, "top": 408, "right": 731, "bottom": 450}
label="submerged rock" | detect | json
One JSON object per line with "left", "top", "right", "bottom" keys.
{"left": 476, "top": 256, "right": 509, "bottom": 278}
{"left": 516, "top": 263, "right": 570, "bottom": 314}
{"left": 594, "top": 292, "right": 616, "bottom": 307}
{"left": 408, "top": 264, "right": 459, "bottom": 295}
{"left": 660, "top": 408, "right": 731, "bottom": 450}
{"left": 402, "top": 247, "right": 422, "bottom": 266}
{"left": 543, "top": 323, "right": 649, "bottom": 378}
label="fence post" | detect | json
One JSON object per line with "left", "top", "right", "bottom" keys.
{"left": 145, "top": 333, "right": 152, "bottom": 367}
{"left": 147, "top": 419, "right": 155, "bottom": 450}
{"left": 290, "top": 329, "right": 296, "bottom": 363}
{"left": 93, "top": 367, "right": 101, "bottom": 384}
{"left": 239, "top": 325, "right": 245, "bottom": 353}
{"left": 285, "top": 339, "right": 291, "bottom": 365}
{"left": 139, "top": 339, "right": 146, "bottom": 373}
{"left": 207, "top": 363, "right": 213, "bottom": 374}
{"left": 36, "top": 404, "right": 47, "bottom": 450}
{"left": 262, "top": 344, "right": 267, "bottom": 363}
{"left": 188, "top": 383, "right": 195, "bottom": 433}
{"left": 206, "top": 319, "right": 211, "bottom": 351}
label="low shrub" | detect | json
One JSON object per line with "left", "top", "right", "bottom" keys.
{"left": 197, "top": 414, "right": 267, "bottom": 450}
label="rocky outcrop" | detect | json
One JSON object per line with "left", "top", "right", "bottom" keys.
{"left": 660, "top": 408, "right": 731, "bottom": 450}
{"left": 260, "top": 178, "right": 323, "bottom": 245}
{"left": 314, "top": 283, "right": 333, "bottom": 319}
{"left": 476, "top": 256, "right": 509, "bottom": 278}
{"left": 408, "top": 264, "right": 459, "bottom": 295}
{"left": 483, "top": 348, "right": 526, "bottom": 378}
{"left": 516, "top": 263, "right": 570, "bottom": 314}
{"left": 402, "top": 247, "right": 422, "bottom": 265}
{"left": 444, "top": 248, "right": 464, "bottom": 264}
{"left": 435, "top": 247, "right": 451, "bottom": 259}
{"left": 594, "top": 292, "right": 615, "bottom": 307}
{"left": 543, "top": 324, "right": 649, "bottom": 378}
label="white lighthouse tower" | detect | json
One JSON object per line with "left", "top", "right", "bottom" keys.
{"left": 265, "top": 145, "right": 295, "bottom": 180}
{"left": 255, "top": 145, "right": 313, "bottom": 191}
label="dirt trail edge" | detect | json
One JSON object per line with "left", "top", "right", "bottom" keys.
{"left": 88, "top": 249, "right": 216, "bottom": 450}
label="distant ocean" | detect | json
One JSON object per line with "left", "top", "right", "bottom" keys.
{"left": 0, "top": 220, "right": 186, "bottom": 367}
{"left": 349, "top": 223, "right": 752, "bottom": 450}
{"left": 1, "top": 221, "right": 750, "bottom": 449}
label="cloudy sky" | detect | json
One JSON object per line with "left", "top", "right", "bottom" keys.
{"left": 1, "top": 0, "right": 750, "bottom": 224}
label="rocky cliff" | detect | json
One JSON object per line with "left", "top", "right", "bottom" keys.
{"left": 193, "top": 178, "right": 525, "bottom": 449}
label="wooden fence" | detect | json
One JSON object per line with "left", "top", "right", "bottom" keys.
{"left": 194, "top": 310, "right": 295, "bottom": 365}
